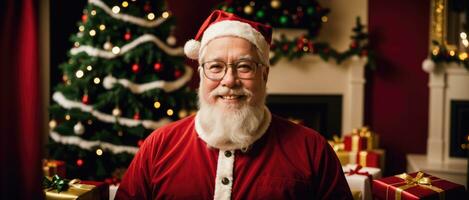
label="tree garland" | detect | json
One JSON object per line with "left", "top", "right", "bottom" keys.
{"left": 270, "top": 17, "right": 376, "bottom": 69}
{"left": 70, "top": 34, "right": 184, "bottom": 58}
{"left": 426, "top": 41, "right": 469, "bottom": 72}
{"left": 49, "top": 131, "right": 139, "bottom": 154}
{"left": 53, "top": 92, "right": 172, "bottom": 129}
{"left": 102, "top": 66, "right": 193, "bottom": 93}
{"left": 89, "top": 0, "right": 167, "bottom": 28}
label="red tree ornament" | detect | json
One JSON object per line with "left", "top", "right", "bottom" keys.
{"left": 282, "top": 44, "right": 289, "bottom": 52}
{"left": 174, "top": 69, "right": 182, "bottom": 78}
{"left": 350, "top": 41, "right": 358, "bottom": 49}
{"left": 76, "top": 159, "right": 84, "bottom": 167}
{"left": 124, "top": 31, "right": 131, "bottom": 41}
{"left": 82, "top": 94, "right": 89, "bottom": 104}
{"left": 144, "top": 2, "right": 152, "bottom": 12}
{"left": 153, "top": 62, "right": 163, "bottom": 72}
{"left": 82, "top": 14, "right": 87, "bottom": 23}
{"left": 132, "top": 64, "right": 140, "bottom": 73}
{"left": 133, "top": 112, "right": 140, "bottom": 120}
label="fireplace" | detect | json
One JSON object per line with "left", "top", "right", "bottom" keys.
{"left": 266, "top": 95, "right": 342, "bottom": 139}
{"left": 450, "top": 100, "right": 469, "bottom": 158}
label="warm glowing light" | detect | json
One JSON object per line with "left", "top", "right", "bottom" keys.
{"left": 147, "top": 13, "right": 155, "bottom": 20}
{"left": 112, "top": 46, "right": 120, "bottom": 54}
{"left": 154, "top": 101, "right": 161, "bottom": 109}
{"left": 459, "top": 52, "right": 468, "bottom": 60}
{"left": 89, "top": 29, "right": 96, "bottom": 36}
{"left": 432, "top": 47, "right": 439, "bottom": 56}
{"left": 49, "top": 120, "right": 57, "bottom": 128}
{"left": 449, "top": 50, "right": 455, "bottom": 56}
{"left": 167, "top": 109, "right": 174, "bottom": 116}
{"left": 96, "top": 149, "right": 103, "bottom": 156}
{"left": 112, "top": 6, "right": 120, "bottom": 14}
{"left": 93, "top": 77, "right": 101, "bottom": 84}
{"left": 321, "top": 16, "right": 328, "bottom": 22}
{"left": 460, "top": 32, "right": 467, "bottom": 39}
{"left": 162, "top": 11, "right": 170, "bottom": 18}
{"left": 76, "top": 70, "right": 84, "bottom": 78}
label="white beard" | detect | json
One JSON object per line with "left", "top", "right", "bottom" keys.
{"left": 196, "top": 83, "right": 270, "bottom": 151}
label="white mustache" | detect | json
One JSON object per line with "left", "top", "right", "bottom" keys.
{"left": 209, "top": 86, "right": 252, "bottom": 98}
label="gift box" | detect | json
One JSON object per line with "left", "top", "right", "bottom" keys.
{"left": 109, "top": 185, "right": 119, "bottom": 200}
{"left": 343, "top": 164, "right": 382, "bottom": 200}
{"left": 352, "top": 190, "right": 363, "bottom": 200}
{"left": 43, "top": 159, "right": 66, "bottom": 177}
{"left": 43, "top": 176, "right": 109, "bottom": 200}
{"left": 372, "top": 171, "right": 465, "bottom": 200}
{"left": 359, "top": 127, "right": 379, "bottom": 150}
{"left": 356, "top": 150, "right": 384, "bottom": 168}
{"left": 335, "top": 151, "right": 357, "bottom": 166}
{"left": 344, "top": 133, "right": 368, "bottom": 152}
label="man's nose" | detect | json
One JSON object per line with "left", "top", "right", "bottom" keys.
{"left": 220, "top": 67, "right": 238, "bottom": 88}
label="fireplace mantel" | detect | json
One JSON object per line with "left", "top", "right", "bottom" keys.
{"left": 407, "top": 62, "right": 469, "bottom": 187}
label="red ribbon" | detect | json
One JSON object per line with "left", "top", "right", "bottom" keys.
{"left": 347, "top": 165, "right": 372, "bottom": 180}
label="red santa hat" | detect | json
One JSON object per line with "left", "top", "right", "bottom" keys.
{"left": 184, "top": 10, "right": 272, "bottom": 65}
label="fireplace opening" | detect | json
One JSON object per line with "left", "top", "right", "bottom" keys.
{"left": 450, "top": 100, "right": 469, "bottom": 158}
{"left": 266, "top": 95, "right": 342, "bottom": 140}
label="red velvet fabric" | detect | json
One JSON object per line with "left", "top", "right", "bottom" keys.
{"left": 116, "top": 115, "right": 353, "bottom": 199}
{"left": 0, "top": 0, "right": 43, "bottom": 199}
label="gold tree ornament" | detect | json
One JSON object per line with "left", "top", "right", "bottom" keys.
{"left": 271, "top": 0, "right": 281, "bottom": 9}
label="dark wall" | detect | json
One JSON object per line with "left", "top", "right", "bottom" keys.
{"left": 367, "top": 0, "right": 430, "bottom": 175}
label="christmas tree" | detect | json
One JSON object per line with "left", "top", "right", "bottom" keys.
{"left": 47, "top": 0, "right": 197, "bottom": 181}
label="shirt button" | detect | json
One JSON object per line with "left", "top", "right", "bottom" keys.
{"left": 221, "top": 177, "right": 230, "bottom": 185}
{"left": 224, "top": 151, "right": 232, "bottom": 157}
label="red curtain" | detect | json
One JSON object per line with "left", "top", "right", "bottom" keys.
{"left": 0, "top": 0, "right": 43, "bottom": 199}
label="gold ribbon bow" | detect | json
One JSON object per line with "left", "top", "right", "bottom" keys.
{"left": 330, "top": 135, "right": 344, "bottom": 152}
{"left": 393, "top": 172, "right": 445, "bottom": 200}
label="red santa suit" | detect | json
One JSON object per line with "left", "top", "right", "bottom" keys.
{"left": 116, "top": 110, "right": 353, "bottom": 200}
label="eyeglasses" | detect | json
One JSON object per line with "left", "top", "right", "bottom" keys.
{"left": 200, "top": 59, "right": 262, "bottom": 81}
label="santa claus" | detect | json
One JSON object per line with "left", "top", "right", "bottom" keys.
{"left": 116, "top": 10, "right": 352, "bottom": 200}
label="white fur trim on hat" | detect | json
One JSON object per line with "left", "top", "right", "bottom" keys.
{"left": 201, "top": 20, "right": 270, "bottom": 65}
{"left": 184, "top": 39, "right": 201, "bottom": 60}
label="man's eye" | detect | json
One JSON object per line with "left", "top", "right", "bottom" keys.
{"left": 207, "top": 64, "right": 224, "bottom": 72}
{"left": 237, "top": 63, "right": 254, "bottom": 72}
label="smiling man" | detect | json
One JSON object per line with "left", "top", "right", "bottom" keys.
{"left": 116, "top": 10, "right": 352, "bottom": 200}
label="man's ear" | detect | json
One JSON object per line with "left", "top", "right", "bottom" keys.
{"left": 263, "top": 66, "right": 269, "bottom": 83}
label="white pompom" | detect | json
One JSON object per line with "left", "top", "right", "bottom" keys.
{"left": 184, "top": 39, "right": 200, "bottom": 60}
{"left": 103, "top": 75, "right": 116, "bottom": 89}
{"left": 422, "top": 58, "right": 436, "bottom": 73}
